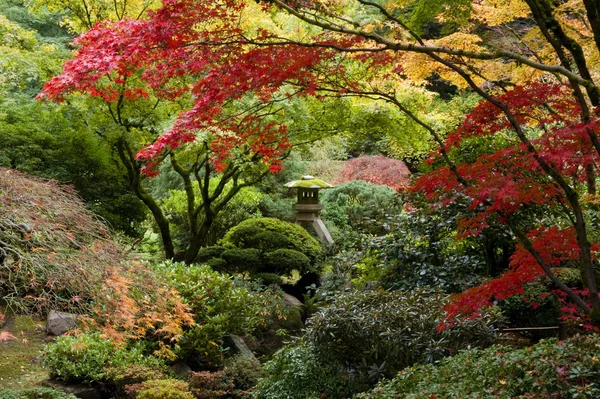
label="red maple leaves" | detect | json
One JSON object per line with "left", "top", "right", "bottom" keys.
{"left": 415, "top": 82, "right": 600, "bottom": 326}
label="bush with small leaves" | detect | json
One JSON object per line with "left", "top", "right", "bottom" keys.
{"left": 155, "top": 261, "right": 288, "bottom": 367}
{"left": 357, "top": 335, "right": 600, "bottom": 399}
{"left": 127, "top": 379, "right": 194, "bottom": 399}
{"left": 305, "top": 289, "right": 502, "bottom": 380}
{"left": 42, "top": 332, "right": 167, "bottom": 385}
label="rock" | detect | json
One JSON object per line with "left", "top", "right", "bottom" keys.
{"left": 229, "top": 334, "right": 257, "bottom": 360}
{"left": 171, "top": 362, "right": 193, "bottom": 379}
{"left": 282, "top": 292, "right": 303, "bottom": 309}
{"left": 43, "top": 380, "right": 104, "bottom": 399}
{"left": 46, "top": 310, "right": 78, "bottom": 336}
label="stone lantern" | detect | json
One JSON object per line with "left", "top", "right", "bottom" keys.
{"left": 285, "top": 175, "right": 334, "bottom": 245}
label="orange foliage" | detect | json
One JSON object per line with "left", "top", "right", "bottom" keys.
{"left": 79, "top": 262, "right": 195, "bottom": 360}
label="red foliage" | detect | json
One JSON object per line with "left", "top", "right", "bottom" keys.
{"left": 412, "top": 82, "right": 600, "bottom": 326}
{"left": 335, "top": 155, "right": 411, "bottom": 191}
{"left": 37, "top": 0, "right": 337, "bottom": 176}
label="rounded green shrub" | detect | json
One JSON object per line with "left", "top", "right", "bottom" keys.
{"left": 357, "top": 335, "right": 600, "bottom": 399}
{"left": 196, "top": 246, "right": 226, "bottom": 263}
{"left": 221, "top": 248, "right": 262, "bottom": 273}
{"left": 221, "top": 218, "right": 323, "bottom": 264}
{"left": 216, "top": 217, "right": 323, "bottom": 276}
{"left": 264, "top": 249, "right": 310, "bottom": 275}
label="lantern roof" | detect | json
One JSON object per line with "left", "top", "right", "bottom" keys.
{"left": 284, "top": 175, "right": 334, "bottom": 189}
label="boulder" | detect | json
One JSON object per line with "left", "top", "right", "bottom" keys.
{"left": 229, "top": 334, "right": 257, "bottom": 360}
{"left": 171, "top": 362, "right": 193, "bottom": 379}
{"left": 46, "top": 310, "right": 77, "bottom": 336}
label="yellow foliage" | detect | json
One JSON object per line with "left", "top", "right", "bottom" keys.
{"left": 27, "top": 0, "right": 161, "bottom": 32}
{"left": 472, "top": 0, "right": 530, "bottom": 26}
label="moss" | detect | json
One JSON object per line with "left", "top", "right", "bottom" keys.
{"left": 0, "top": 314, "right": 49, "bottom": 389}
{"left": 284, "top": 178, "right": 333, "bottom": 188}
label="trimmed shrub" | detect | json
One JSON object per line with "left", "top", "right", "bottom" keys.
{"left": 211, "top": 218, "right": 323, "bottom": 277}
{"left": 221, "top": 218, "right": 323, "bottom": 265}
{"left": 357, "top": 335, "right": 600, "bottom": 399}
{"left": 264, "top": 249, "right": 310, "bottom": 275}
{"left": 221, "top": 248, "right": 262, "bottom": 274}
{"left": 196, "top": 246, "right": 227, "bottom": 263}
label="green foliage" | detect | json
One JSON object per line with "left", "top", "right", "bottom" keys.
{"left": 320, "top": 180, "right": 401, "bottom": 243}
{"left": 357, "top": 335, "right": 600, "bottom": 399}
{"left": 498, "top": 281, "right": 562, "bottom": 340}
{"left": 159, "top": 181, "right": 264, "bottom": 248}
{"left": 132, "top": 379, "right": 194, "bottom": 399}
{"left": 155, "top": 261, "right": 288, "bottom": 366}
{"left": 42, "top": 332, "right": 166, "bottom": 384}
{"left": 255, "top": 342, "right": 365, "bottom": 399}
{"left": 363, "top": 204, "right": 512, "bottom": 293}
{"left": 252, "top": 273, "right": 284, "bottom": 286}
{"left": 255, "top": 289, "right": 503, "bottom": 399}
{"left": 224, "top": 355, "right": 263, "bottom": 392}
{"left": 0, "top": 4, "right": 145, "bottom": 235}
{"left": 306, "top": 289, "right": 502, "bottom": 379}
{"left": 221, "top": 248, "right": 262, "bottom": 273}
{"left": 217, "top": 217, "right": 323, "bottom": 276}
{"left": 264, "top": 249, "right": 311, "bottom": 275}
{"left": 0, "top": 388, "right": 76, "bottom": 399}
{"left": 196, "top": 246, "right": 227, "bottom": 263}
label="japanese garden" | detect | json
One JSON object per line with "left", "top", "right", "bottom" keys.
{"left": 2, "top": 0, "right": 600, "bottom": 398}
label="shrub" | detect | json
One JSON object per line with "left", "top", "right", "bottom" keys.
{"left": 223, "top": 356, "right": 263, "bottom": 392}
{"left": 255, "top": 289, "right": 503, "bottom": 399}
{"left": 306, "top": 289, "right": 502, "bottom": 379}
{"left": 254, "top": 341, "right": 366, "bottom": 399}
{"left": 320, "top": 180, "right": 402, "bottom": 239}
{"left": 155, "top": 262, "right": 288, "bottom": 367}
{"left": 221, "top": 218, "right": 323, "bottom": 264}
{"left": 189, "top": 371, "right": 233, "bottom": 399}
{"left": 128, "top": 379, "right": 194, "bottom": 399}
{"left": 357, "top": 335, "right": 600, "bottom": 399}
{"left": 196, "top": 246, "right": 227, "bottom": 263}
{"left": 0, "top": 168, "right": 122, "bottom": 315}
{"left": 221, "top": 248, "right": 262, "bottom": 274}
{"left": 43, "top": 332, "right": 167, "bottom": 385}
{"left": 0, "top": 389, "right": 77, "bottom": 399}
{"left": 215, "top": 218, "right": 323, "bottom": 276}
{"left": 264, "top": 249, "right": 310, "bottom": 275}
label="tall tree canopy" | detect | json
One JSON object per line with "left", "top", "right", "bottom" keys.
{"left": 39, "top": 0, "right": 600, "bottom": 323}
